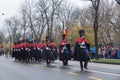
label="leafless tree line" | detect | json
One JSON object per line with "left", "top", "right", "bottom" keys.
{"left": 3, "top": 0, "right": 120, "bottom": 47}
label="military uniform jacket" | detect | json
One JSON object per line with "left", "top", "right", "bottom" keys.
{"left": 59, "top": 41, "right": 71, "bottom": 60}
{"left": 74, "top": 38, "right": 90, "bottom": 61}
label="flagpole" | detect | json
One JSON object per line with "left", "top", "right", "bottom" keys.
{"left": 62, "top": 20, "right": 64, "bottom": 31}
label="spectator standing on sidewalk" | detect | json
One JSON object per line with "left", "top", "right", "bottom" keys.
{"left": 117, "top": 48, "right": 120, "bottom": 59}
{"left": 98, "top": 47, "right": 102, "bottom": 58}
{"left": 90, "top": 46, "right": 96, "bottom": 58}
{"left": 106, "top": 46, "right": 112, "bottom": 59}
{"left": 102, "top": 47, "right": 106, "bottom": 59}
{"left": 111, "top": 48, "right": 117, "bottom": 59}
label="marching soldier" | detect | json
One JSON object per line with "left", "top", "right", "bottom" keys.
{"left": 12, "top": 45, "right": 16, "bottom": 58}
{"left": 49, "top": 39, "right": 58, "bottom": 61}
{"left": 44, "top": 36, "right": 51, "bottom": 66}
{"left": 32, "top": 43, "right": 38, "bottom": 62}
{"left": 74, "top": 30, "right": 90, "bottom": 71}
{"left": 59, "top": 34, "right": 71, "bottom": 66}
{"left": 44, "top": 36, "right": 56, "bottom": 66}
{"left": 36, "top": 42, "right": 43, "bottom": 62}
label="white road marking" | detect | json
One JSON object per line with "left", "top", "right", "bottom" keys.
{"left": 51, "top": 62, "right": 120, "bottom": 77}
{"left": 88, "top": 69, "right": 120, "bottom": 77}
{"left": 29, "top": 61, "right": 120, "bottom": 77}
{"left": 67, "top": 66, "right": 120, "bottom": 77}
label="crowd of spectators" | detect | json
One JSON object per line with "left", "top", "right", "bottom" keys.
{"left": 90, "top": 46, "right": 120, "bottom": 59}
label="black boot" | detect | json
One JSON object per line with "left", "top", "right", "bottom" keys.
{"left": 81, "top": 68, "right": 83, "bottom": 71}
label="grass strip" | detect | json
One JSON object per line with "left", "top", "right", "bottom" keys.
{"left": 92, "top": 59, "right": 120, "bottom": 64}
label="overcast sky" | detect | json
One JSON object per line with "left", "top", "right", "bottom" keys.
{"left": 0, "top": 0, "right": 91, "bottom": 28}
{"left": 0, "top": 0, "right": 22, "bottom": 28}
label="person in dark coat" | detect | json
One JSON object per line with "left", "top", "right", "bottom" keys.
{"left": 49, "top": 39, "right": 58, "bottom": 61}
{"left": 44, "top": 36, "right": 54, "bottom": 66}
{"left": 59, "top": 34, "right": 71, "bottom": 66}
{"left": 74, "top": 30, "right": 90, "bottom": 71}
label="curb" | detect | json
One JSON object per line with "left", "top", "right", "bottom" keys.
{"left": 92, "top": 61, "right": 120, "bottom": 65}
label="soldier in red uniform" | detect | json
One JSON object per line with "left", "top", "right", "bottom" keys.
{"left": 74, "top": 30, "right": 90, "bottom": 71}
{"left": 59, "top": 34, "right": 71, "bottom": 66}
{"left": 43, "top": 36, "right": 56, "bottom": 66}
{"left": 12, "top": 43, "right": 18, "bottom": 60}
{"left": 36, "top": 42, "right": 43, "bottom": 62}
{"left": 49, "top": 39, "right": 58, "bottom": 60}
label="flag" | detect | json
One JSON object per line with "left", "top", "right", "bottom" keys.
{"left": 64, "top": 27, "right": 68, "bottom": 36}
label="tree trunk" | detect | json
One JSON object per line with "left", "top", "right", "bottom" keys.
{"left": 116, "top": 0, "right": 120, "bottom": 5}
{"left": 91, "top": 0, "right": 100, "bottom": 59}
{"left": 23, "top": 28, "right": 26, "bottom": 39}
{"left": 50, "top": 12, "right": 54, "bottom": 38}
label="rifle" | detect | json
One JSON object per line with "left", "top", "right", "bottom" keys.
{"left": 61, "top": 43, "right": 66, "bottom": 54}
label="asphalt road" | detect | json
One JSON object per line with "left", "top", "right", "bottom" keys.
{"left": 0, "top": 56, "right": 120, "bottom": 80}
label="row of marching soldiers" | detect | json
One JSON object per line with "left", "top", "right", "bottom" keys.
{"left": 12, "top": 34, "right": 71, "bottom": 67}
{"left": 12, "top": 29, "right": 91, "bottom": 71}
{"left": 12, "top": 38, "right": 58, "bottom": 64}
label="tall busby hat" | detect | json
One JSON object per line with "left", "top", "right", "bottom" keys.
{"left": 46, "top": 36, "right": 50, "bottom": 42}
{"left": 79, "top": 29, "right": 85, "bottom": 37}
{"left": 14, "top": 42, "right": 17, "bottom": 45}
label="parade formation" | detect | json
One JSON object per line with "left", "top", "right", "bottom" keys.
{"left": 12, "top": 29, "right": 90, "bottom": 71}
{"left": 12, "top": 37, "right": 58, "bottom": 66}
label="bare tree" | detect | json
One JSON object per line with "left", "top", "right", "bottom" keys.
{"left": 89, "top": 0, "right": 100, "bottom": 59}
{"left": 97, "top": 0, "right": 120, "bottom": 46}
{"left": 49, "top": 0, "right": 63, "bottom": 37}
{"left": 5, "top": 16, "right": 21, "bottom": 43}
{"left": 37, "top": 0, "right": 64, "bottom": 38}
{"left": 20, "top": 5, "right": 28, "bottom": 40}
{"left": 22, "top": 0, "right": 39, "bottom": 40}
{"left": 116, "top": 0, "right": 120, "bottom": 5}
{"left": 56, "top": 3, "right": 75, "bottom": 29}
{"left": 0, "top": 31, "right": 5, "bottom": 47}
{"left": 36, "top": 0, "right": 50, "bottom": 41}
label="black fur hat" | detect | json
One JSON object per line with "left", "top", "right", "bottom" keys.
{"left": 46, "top": 36, "right": 50, "bottom": 42}
{"left": 79, "top": 29, "right": 85, "bottom": 37}
{"left": 14, "top": 42, "right": 17, "bottom": 45}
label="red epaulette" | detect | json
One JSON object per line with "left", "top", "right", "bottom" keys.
{"left": 28, "top": 44, "right": 32, "bottom": 47}
{"left": 13, "top": 45, "right": 16, "bottom": 49}
{"left": 60, "top": 41, "right": 69, "bottom": 46}
{"left": 84, "top": 39, "right": 89, "bottom": 44}
{"left": 76, "top": 38, "right": 83, "bottom": 43}
{"left": 37, "top": 43, "right": 42, "bottom": 48}
{"left": 49, "top": 42, "right": 54, "bottom": 47}
{"left": 42, "top": 42, "right": 47, "bottom": 48}
{"left": 32, "top": 44, "right": 36, "bottom": 48}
